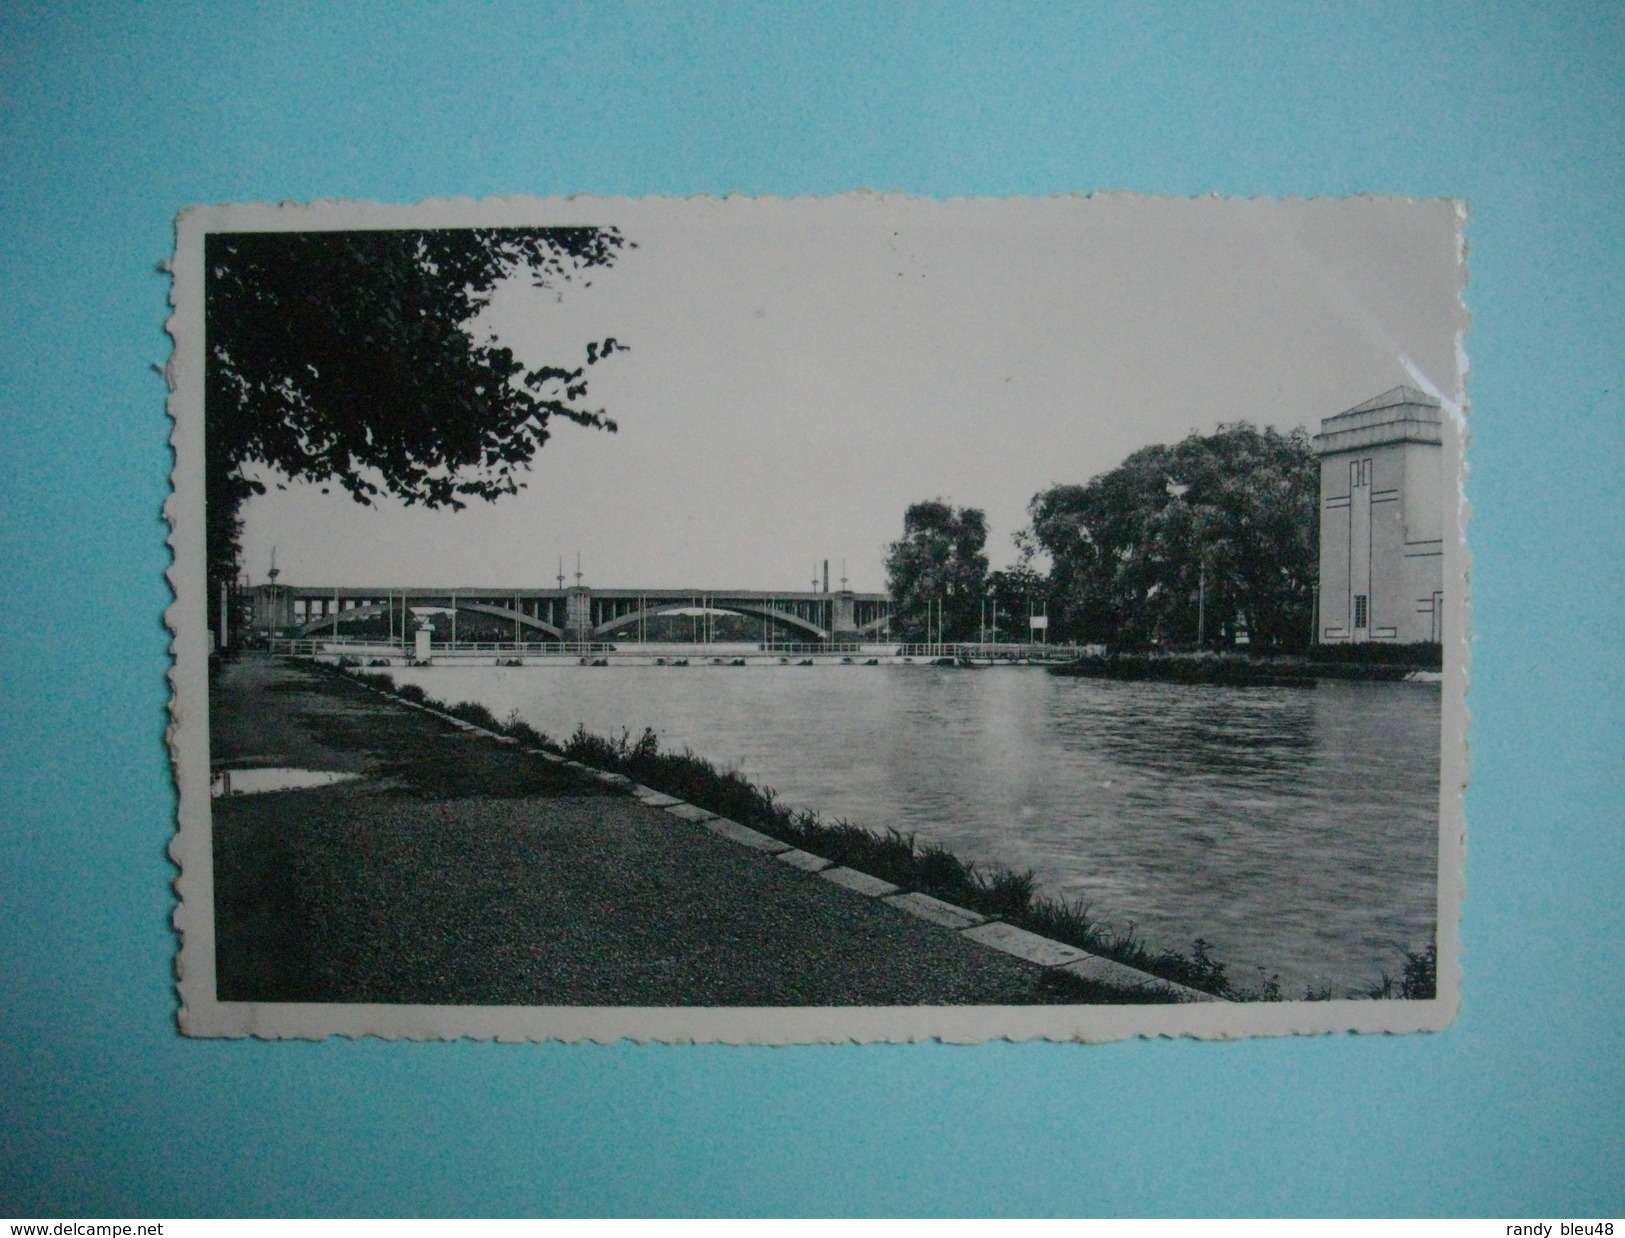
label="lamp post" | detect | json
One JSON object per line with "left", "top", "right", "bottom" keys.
{"left": 1164, "top": 479, "right": 1201, "bottom": 651}
{"left": 1197, "top": 554, "right": 1206, "bottom": 650}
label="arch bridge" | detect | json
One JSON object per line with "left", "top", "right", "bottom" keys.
{"left": 253, "top": 584, "right": 890, "bottom": 644}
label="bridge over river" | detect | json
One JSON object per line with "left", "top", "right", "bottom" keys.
{"left": 247, "top": 581, "right": 1074, "bottom": 664}
{"left": 250, "top": 582, "right": 893, "bottom": 644}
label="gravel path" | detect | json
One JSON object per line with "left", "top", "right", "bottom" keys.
{"left": 211, "top": 655, "right": 1053, "bottom": 1005}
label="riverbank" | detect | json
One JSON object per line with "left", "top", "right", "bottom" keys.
{"left": 340, "top": 664, "right": 1262, "bottom": 998}
{"left": 541, "top": 718, "right": 1437, "bottom": 1001}
{"left": 545, "top": 717, "right": 1242, "bottom": 996}
{"left": 210, "top": 654, "right": 1198, "bottom": 1005}
{"left": 1049, "top": 654, "right": 1317, "bottom": 687}
{"left": 368, "top": 658, "right": 1441, "bottom": 997}
{"left": 1048, "top": 645, "right": 1444, "bottom": 686}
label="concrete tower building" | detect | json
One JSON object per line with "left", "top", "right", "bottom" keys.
{"left": 1313, "top": 386, "right": 1445, "bottom": 645}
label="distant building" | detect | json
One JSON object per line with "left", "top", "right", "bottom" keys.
{"left": 1313, "top": 386, "right": 1445, "bottom": 645}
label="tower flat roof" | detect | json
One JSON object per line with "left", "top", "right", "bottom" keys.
{"left": 1312, "top": 385, "right": 1443, "bottom": 455}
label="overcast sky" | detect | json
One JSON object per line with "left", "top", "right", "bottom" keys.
{"left": 235, "top": 193, "right": 1465, "bottom": 593}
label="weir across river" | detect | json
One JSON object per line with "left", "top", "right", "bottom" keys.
{"left": 268, "top": 636, "right": 1076, "bottom": 666}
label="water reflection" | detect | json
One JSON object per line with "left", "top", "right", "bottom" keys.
{"left": 1073, "top": 681, "right": 1318, "bottom": 779}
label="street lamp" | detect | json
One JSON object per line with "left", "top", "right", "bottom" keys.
{"left": 1197, "top": 553, "right": 1206, "bottom": 650}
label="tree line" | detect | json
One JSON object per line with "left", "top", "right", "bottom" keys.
{"left": 884, "top": 423, "right": 1318, "bottom": 652}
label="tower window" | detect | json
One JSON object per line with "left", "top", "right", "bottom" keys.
{"left": 1354, "top": 595, "right": 1369, "bottom": 628}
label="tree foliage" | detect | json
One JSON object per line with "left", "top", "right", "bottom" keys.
{"left": 204, "top": 226, "right": 631, "bottom": 590}
{"left": 986, "top": 564, "right": 1049, "bottom": 640}
{"left": 1026, "top": 423, "right": 1317, "bottom": 651}
{"left": 883, "top": 500, "right": 990, "bottom": 641}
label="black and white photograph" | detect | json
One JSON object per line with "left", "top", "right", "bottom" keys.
{"left": 168, "top": 193, "right": 1467, "bottom": 1041}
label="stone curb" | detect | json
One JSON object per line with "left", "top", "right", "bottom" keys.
{"left": 663, "top": 802, "right": 718, "bottom": 824}
{"left": 885, "top": 891, "right": 986, "bottom": 930}
{"left": 630, "top": 786, "right": 682, "bottom": 807}
{"left": 703, "top": 817, "right": 789, "bottom": 854}
{"left": 962, "top": 920, "right": 1092, "bottom": 969}
{"left": 821, "top": 867, "right": 900, "bottom": 898}
{"left": 336, "top": 668, "right": 1227, "bottom": 1003}
{"left": 1058, "top": 955, "right": 1217, "bottom": 1002}
{"left": 775, "top": 848, "right": 833, "bottom": 873}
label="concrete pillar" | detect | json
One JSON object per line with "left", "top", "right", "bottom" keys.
{"left": 831, "top": 591, "right": 859, "bottom": 642}
{"left": 565, "top": 587, "right": 593, "bottom": 642}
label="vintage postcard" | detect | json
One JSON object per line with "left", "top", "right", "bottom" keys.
{"left": 167, "top": 193, "right": 1468, "bottom": 1041}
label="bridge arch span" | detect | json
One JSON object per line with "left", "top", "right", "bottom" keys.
{"left": 292, "top": 600, "right": 563, "bottom": 639}
{"left": 592, "top": 602, "right": 828, "bottom": 641}
{"left": 291, "top": 601, "right": 391, "bottom": 636}
{"left": 454, "top": 601, "right": 564, "bottom": 639}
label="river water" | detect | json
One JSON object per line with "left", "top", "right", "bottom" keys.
{"left": 390, "top": 660, "right": 1440, "bottom": 994}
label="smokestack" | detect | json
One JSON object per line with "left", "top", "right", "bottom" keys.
{"left": 823, "top": 560, "right": 829, "bottom": 593}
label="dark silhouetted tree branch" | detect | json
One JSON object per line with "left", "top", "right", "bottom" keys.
{"left": 204, "top": 226, "right": 632, "bottom": 595}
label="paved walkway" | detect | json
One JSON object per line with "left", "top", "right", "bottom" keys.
{"left": 209, "top": 655, "right": 1056, "bottom": 1006}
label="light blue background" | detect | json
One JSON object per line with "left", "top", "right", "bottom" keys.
{"left": 2, "top": 1, "right": 1620, "bottom": 1217}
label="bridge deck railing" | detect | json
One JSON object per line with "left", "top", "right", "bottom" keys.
{"left": 894, "top": 642, "right": 1077, "bottom": 660}
{"left": 269, "top": 638, "right": 621, "bottom": 658}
